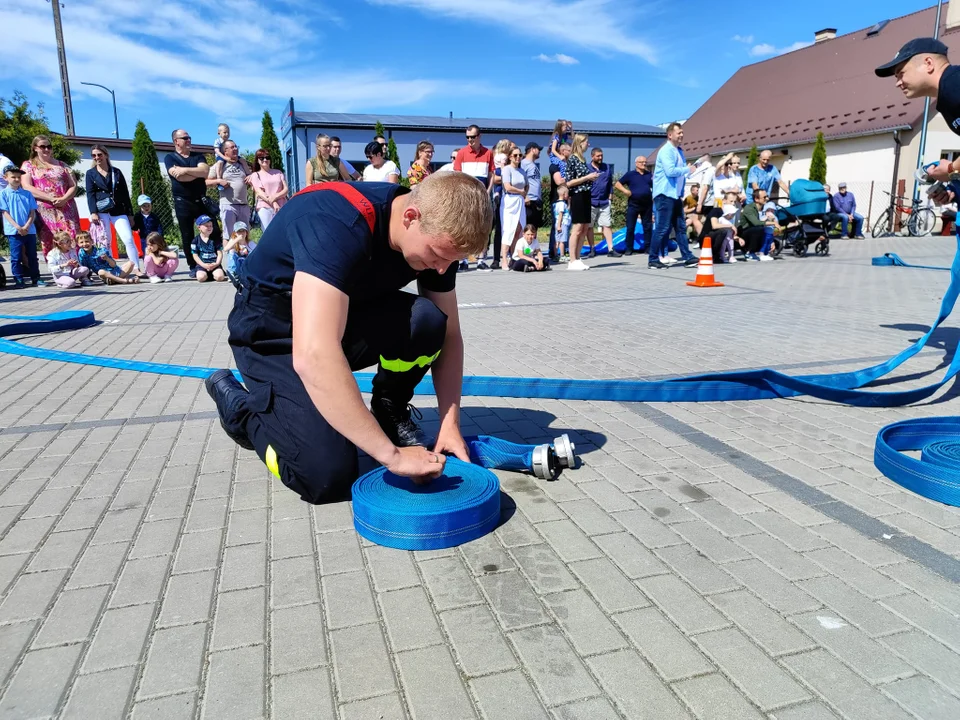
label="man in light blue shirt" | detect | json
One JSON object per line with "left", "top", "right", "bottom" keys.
{"left": 746, "top": 150, "right": 789, "bottom": 203}
{"left": 651, "top": 123, "right": 697, "bottom": 268}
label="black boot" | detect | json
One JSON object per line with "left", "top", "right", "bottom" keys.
{"left": 205, "top": 369, "right": 254, "bottom": 450}
{"left": 370, "top": 396, "right": 431, "bottom": 448}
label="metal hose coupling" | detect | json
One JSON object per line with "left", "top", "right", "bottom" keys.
{"left": 530, "top": 434, "right": 578, "bottom": 480}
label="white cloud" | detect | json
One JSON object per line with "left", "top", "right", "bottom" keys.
{"left": 535, "top": 53, "right": 580, "bottom": 65}
{"left": 0, "top": 0, "right": 462, "bottom": 141}
{"left": 749, "top": 40, "right": 813, "bottom": 57}
{"left": 732, "top": 34, "right": 753, "bottom": 44}
{"left": 367, "top": 0, "right": 659, "bottom": 64}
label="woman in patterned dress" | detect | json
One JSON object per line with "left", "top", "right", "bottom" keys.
{"left": 407, "top": 141, "right": 434, "bottom": 185}
{"left": 20, "top": 135, "right": 81, "bottom": 259}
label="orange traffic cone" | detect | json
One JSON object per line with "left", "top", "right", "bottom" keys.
{"left": 686, "top": 237, "right": 724, "bottom": 288}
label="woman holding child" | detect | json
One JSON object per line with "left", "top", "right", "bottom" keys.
{"left": 20, "top": 135, "right": 81, "bottom": 259}
{"left": 85, "top": 145, "right": 142, "bottom": 275}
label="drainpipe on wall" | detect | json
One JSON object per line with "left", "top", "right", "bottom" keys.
{"left": 891, "top": 129, "right": 902, "bottom": 204}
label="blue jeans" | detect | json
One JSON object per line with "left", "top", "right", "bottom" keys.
{"left": 7, "top": 234, "right": 39, "bottom": 283}
{"left": 650, "top": 196, "right": 694, "bottom": 263}
{"left": 839, "top": 213, "right": 863, "bottom": 237}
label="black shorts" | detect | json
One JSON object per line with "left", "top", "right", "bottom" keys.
{"left": 569, "top": 191, "right": 592, "bottom": 224}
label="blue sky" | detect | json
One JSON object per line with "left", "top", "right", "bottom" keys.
{"left": 0, "top": 0, "right": 937, "bottom": 151}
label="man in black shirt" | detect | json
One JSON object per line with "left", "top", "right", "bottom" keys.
{"left": 205, "top": 174, "right": 492, "bottom": 504}
{"left": 614, "top": 156, "right": 653, "bottom": 255}
{"left": 164, "top": 129, "right": 221, "bottom": 277}
{"left": 877, "top": 38, "right": 960, "bottom": 200}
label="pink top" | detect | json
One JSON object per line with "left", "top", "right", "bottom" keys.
{"left": 249, "top": 169, "right": 287, "bottom": 210}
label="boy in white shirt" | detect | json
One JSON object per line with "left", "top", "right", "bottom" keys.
{"left": 511, "top": 224, "right": 550, "bottom": 272}
{"left": 553, "top": 185, "right": 571, "bottom": 262}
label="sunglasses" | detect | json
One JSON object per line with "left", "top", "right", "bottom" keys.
{"left": 36, "top": 144, "right": 52, "bottom": 149}
{"left": 466, "top": 134, "right": 479, "bottom": 139}
{"left": 177, "top": 135, "right": 191, "bottom": 141}
{"left": 92, "top": 153, "right": 105, "bottom": 158}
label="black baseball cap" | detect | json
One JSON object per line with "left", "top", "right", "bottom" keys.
{"left": 524, "top": 142, "right": 543, "bottom": 153}
{"left": 875, "top": 37, "right": 949, "bottom": 77}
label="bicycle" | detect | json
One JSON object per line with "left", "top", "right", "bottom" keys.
{"left": 871, "top": 191, "right": 937, "bottom": 238}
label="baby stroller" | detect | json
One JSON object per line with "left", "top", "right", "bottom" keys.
{"left": 775, "top": 179, "right": 831, "bottom": 257}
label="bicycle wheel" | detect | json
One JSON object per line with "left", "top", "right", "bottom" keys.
{"left": 908, "top": 207, "right": 936, "bottom": 236}
{"left": 871, "top": 208, "right": 893, "bottom": 238}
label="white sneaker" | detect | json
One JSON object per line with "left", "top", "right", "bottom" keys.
{"left": 150, "top": 276, "right": 163, "bottom": 284}
{"left": 759, "top": 254, "right": 773, "bottom": 262}
{"left": 567, "top": 259, "right": 587, "bottom": 271}
{"left": 164, "top": 276, "right": 174, "bottom": 282}
{"left": 660, "top": 255, "right": 676, "bottom": 265}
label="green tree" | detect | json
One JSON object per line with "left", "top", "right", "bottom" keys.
{"left": 374, "top": 120, "right": 386, "bottom": 140}
{"left": 131, "top": 120, "right": 179, "bottom": 244}
{"left": 744, "top": 144, "right": 759, "bottom": 184}
{"left": 0, "top": 91, "right": 80, "bottom": 168}
{"left": 259, "top": 110, "right": 283, "bottom": 172}
{"left": 809, "top": 132, "right": 827, "bottom": 184}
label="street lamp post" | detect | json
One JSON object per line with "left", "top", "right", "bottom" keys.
{"left": 80, "top": 81, "right": 119, "bottom": 139}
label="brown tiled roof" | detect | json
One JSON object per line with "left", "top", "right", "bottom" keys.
{"left": 682, "top": 4, "right": 953, "bottom": 156}
{"left": 62, "top": 135, "right": 215, "bottom": 154}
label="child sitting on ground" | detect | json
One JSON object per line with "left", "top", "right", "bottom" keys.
{"left": 554, "top": 185, "right": 571, "bottom": 261}
{"left": 144, "top": 232, "right": 179, "bottom": 283}
{"left": 222, "top": 221, "right": 257, "bottom": 287}
{"left": 191, "top": 215, "right": 226, "bottom": 283}
{"left": 47, "top": 231, "right": 92, "bottom": 288}
{"left": 511, "top": 224, "right": 550, "bottom": 272}
{"left": 77, "top": 231, "right": 140, "bottom": 284}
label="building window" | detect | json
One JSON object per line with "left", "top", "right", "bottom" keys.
{"left": 941, "top": 150, "right": 960, "bottom": 162}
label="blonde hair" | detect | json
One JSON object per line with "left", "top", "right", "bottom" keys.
{"left": 75, "top": 231, "right": 92, "bottom": 244}
{"left": 493, "top": 139, "right": 513, "bottom": 157}
{"left": 408, "top": 172, "right": 493, "bottom": 255}
{"left": 52, "top": 231, "right": 73, "bottom": 247}
{"left": 571, "top": 133, "right": 589, "bottom": 161}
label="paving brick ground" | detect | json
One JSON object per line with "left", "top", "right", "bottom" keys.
{"left": 1, "top": 236, "right": 960, "bottom": 719}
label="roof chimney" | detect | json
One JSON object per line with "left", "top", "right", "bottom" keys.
{"left": 814, "top": 28, "right": 837, "bottom": 43}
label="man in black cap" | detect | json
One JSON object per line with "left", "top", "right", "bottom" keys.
{"left": 877, "top": 37, "right": 960, "bottom": 195}
{"left": 521, "top": 142, "right": 544, "bottom": 228}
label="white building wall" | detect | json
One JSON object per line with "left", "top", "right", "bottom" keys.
{"left": 776, "top": 133, "right": 897, "bottom": 187}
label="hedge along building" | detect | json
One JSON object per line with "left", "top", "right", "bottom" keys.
{"left": 679, "top": 3, "right": 960, "bottom": 218}
{"left": 279, "top": 100, "right": 665, "bottom": 192}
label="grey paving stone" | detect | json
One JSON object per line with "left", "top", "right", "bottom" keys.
{"left": 110, "top": 555, "right": 170, "bottom": 608}
{"left": 0, "top": 567, "right": 69, "bottom": 623}
{"left": 395, "top": 645, "right": 476, "bottom": 720}
{"left": 477, "top": 569, "right": 550, "bottom": 630}
{"left": 494, "top": 509, "right": 544, "bottom": 548}
{"left": 614, "top": 508, "right": 685, "bottom": 548}
{"left": 460, "top": 533, "right": 517, "bottom": 576}
{"left": 379, "top": 586, "right": 444, "bottom": 652}
{"left": 746, "top": 512, "right": 829, "bottom": 552}
{"left": 708, "top": 590, "right": 816, "bottom": 657}
{"left": 508, "top": 623, "right": 599, "bottom": 706}
{"left": 144, "top": 488, "right": 192, "bottom": 522}
{"left": 881, "top": 592, "right": 960, "bottom": 653}
{"left": 173, "top": 528, "right": 223, "bottom": 574}
{"left": 543, "top": 589, "right": 628, "bottom": 656}
{"left": 567, "top": 556, "right": 650, "bottom": 613}
{"left": 330, "top": 623, "right": 396, "bottom": 702}
{"left": 138, "top": 623, "right": 208, "bottom": 698}
{"left": 439, "top": 605, "right": 517, "bottom": 677}
{"left": 315, "top": 528, "right": 364, "bottom": 575}
{"left": 735, "top": 534, "right": 826, "bottom": 581}
{"left": 551, "top": 697, "right": 621, "bottom": 720}
{"left": 271, "top": 603, "right": 327, "bottom": 674}
{"left": 365, "top": 545, "right": 420, "bottom": 591}
{"left": 799, "top": 576, "right": 910, "bottom": 637}
{"left": 158, "top": 569, "right": 216, "bottom": 627}
{"left": 272, "top": 555, "right": 320, "bottom": 609}
{"left": 0, "top": 515, "right": 57, "bottom": 555}
{"left": 810, "top": 523, "right": 901, "bottom": 567}
{"left": 535, "top": 519, "right": 602, "bottom": 562}
{"left": 883, "top": 630, "right": 960, "bottom": 690}
{"left": 110, "top": 480, "right": 158, "bottom": 512}
{"left": 673, "top": 673, "right": 765, "bottom": 720}
{"left": 580, "top": 478, "right": 637, "bottom": 511}
{"left": 790, "top": 611, "right": 912, "bottom": 683}
{"left": 470, "top": 669, "right": 550, "bottom": 720}
{"left": 220, "top": 542, "right": 267, "bottom": 591}
{"left": 592, "top": 532, "right": 668, "bottom": 579}
{"left": 725, "top": 559, "right": 819, "bottom": 615}
{"left": 560, "top": 498, "right": 622, "bottom": 535}
{"left": 272, "top": 667, "right": 336, "bottom": 720}
{"left": 510, "top": 543, "right": 580, "bottom": 595}
{"left": 803, "top": 546, "right": 902, "bottom": 598}
{"left": 211, "top": 586, "right": 266, "bottom": 650}
{"left": 56, "top": 495, "right": 111, "bottom": 533}
{"left": 768, "top": 703, "right": 841, "bottom": 720}
{"left": 339, "top": 693, "right": 406, "bottom": 720}
{"left": 26, "top": 528, "right": 90, "bottom": 573}
{"left": 0, "top": 621, "right": 37, "bottom": 686}
{"left": 91, "top": 507, "right": 146, "bottom": 545}
{"left": 33, "top": 584, "right": 109, "bottom": 647}
{"left": 689, "top": 499, "right": 761, "bottom": 537}
{"left": 130, "top": 518, "right": 182, "bottom": 559}
{"left": 270, "top": 517, "right": 313, "bottom": 560}
{"left": 202, "top": 644, "right": 266, "bottom": 720}
{"left": 781, "top": 649, "right": 913, "bottom": 720}
{"left": 694, "top": 627, "right": 810, "bottom": 710}
{"left": 312, "top": 501, "right": 355, "bottom": 534}
{"left": 0, "top": 644, "right": 83, "bottom": 719}
{"left": 61, "top": 665, "right": 138, "bottom": 720}
{"left": 66, "top": 540, "right": 129, "bottom": 589}
{"left": 880, "top": 561, "right": 960, "bottom": 615}
{"left": 586, "top": 649, "right": 692, "bottom": 720}
{"left": 637, "top": 573, "right": 729, "bottom": 634}
{"left": 883, "top": 674, "right": 960, "bottom": 720}
{"left": 615, "top": 606, "right": 715, "bottom": 681}
{"left": 418, "top": 555, "right": 483, "bottom": 611}
{"left": 322, "top": 570, "right": 376, "bottom": 629}
{"left": 83, "top": 603, "right": 156, "bottom": 672}
{"left": 653, "top": 543, "right": 741, "bottom": 595}
{"left": 673, "top": 520, "right": 752, "bottom": 564}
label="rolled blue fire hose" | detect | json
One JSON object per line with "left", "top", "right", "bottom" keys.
{"left": 3, "top": 241, "right": 960, "bottom": 506}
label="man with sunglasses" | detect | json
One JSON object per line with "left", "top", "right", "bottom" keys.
{"left": 165, "top": 129, "right": 222, "bottom": 277}
{"left": 453, "top": 126, "right": 496, "bottom": 270}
